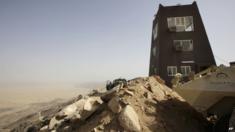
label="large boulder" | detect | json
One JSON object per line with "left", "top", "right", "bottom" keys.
{"left": 118, "top": 105, "right": 141, "bottom": 132}
{"left": 81, "top": 97, "right": 103, "bottom": 120}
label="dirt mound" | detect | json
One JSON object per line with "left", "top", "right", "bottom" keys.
{"left": 10, "top": 76, "right": 211, "bottom": 132}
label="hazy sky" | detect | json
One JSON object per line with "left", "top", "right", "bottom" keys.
{"left": 0, "top": 0, "right": 234, "bottom": 83}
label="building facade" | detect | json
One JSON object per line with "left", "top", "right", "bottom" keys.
{"left": 149, "top": 2, "right": 216, "bottom": 86}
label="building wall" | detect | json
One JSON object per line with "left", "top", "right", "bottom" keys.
{"left": 149, "top": 2, "right": 216, "bottom": 86}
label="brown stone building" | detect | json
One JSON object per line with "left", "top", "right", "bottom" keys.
{"left": 149, "top": 2, "right": 216, "bottom": 86}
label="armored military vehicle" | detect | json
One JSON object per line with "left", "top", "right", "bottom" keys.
{"left": 174, "top": 62, "right": 235, "bottom": 132}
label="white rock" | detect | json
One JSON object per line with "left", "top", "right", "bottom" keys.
{"left": 66, "top": 112, "right": 81, "bottom": 122}
{"left": 108, "top": 97, "right": 122, "bottom": 113}
{"left": 81, "top": 97, "right": 103, "bottom": 120}
{"left": 124, "top": 90, "right": 134, "bottom": 96}
{"left": 62, "top": 98, "right": 86, "bottom": 116}
{"left": 83, "top": 97, "right": 103, "bottom": 111}
{"left": 53, "top": 96, "right": 103, "bottom": 122}
{"left": 40, "top": 125, "right": 49, "bottom": 131}
{"left": 149, "top": 80, "right": 165, "bottom": 100}
{"left": 55, "top": 111, "right": 67, "bottom": 120}
{"left": 49, "top": 117, "right": 63, "bottom": 130}
{"left": 118, "top": 105, "right": 141, "bottom": 132}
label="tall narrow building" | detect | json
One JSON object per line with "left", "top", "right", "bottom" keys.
{"left": 149, "top": 2, "right": 216, "bottom": 86}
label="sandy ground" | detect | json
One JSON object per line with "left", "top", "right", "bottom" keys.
{"left": 0, "top": 83, "right": 97, "bottom": 130}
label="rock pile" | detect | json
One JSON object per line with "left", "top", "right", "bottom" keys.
{"left": 14, "top": 76, "right": 212, "bottom": 132}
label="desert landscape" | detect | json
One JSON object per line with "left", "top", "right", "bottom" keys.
{"left": 0, "top": 83, "right": 100, "bottom": 130}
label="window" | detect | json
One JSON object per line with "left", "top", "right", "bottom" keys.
{"left": 167, "top": 66, "right": 177, "bottom": 76}
{"left": 181, "top": 66, "right": 191, "bottom": 76}
{"left": 154, "top": 68, "right": 157, "bottom": 74}
{"left": 176, "top": 17, "right": 185, "bottom": 26}
{"left": 152, "top": 46, "right": 156, "bottom": 56}
{"left": 167, "top": 16, "right": 194, "bottom": 32}
{"left": 181, "top": 60, "right": 194, "bottom": 64}
{"left": 173, "top": 40, "right": 193, "bottom": 51}
{"left": 153, "top": 23, "right": 158, "bottom": 40}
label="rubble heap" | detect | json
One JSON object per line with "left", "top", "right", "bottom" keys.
{"left": 13, "top": 76, "right": 212, "bottom": 132}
